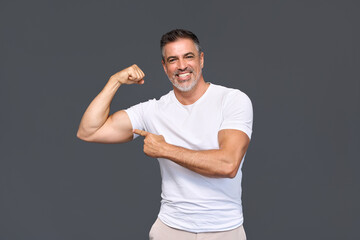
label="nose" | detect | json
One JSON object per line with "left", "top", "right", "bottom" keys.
{"left": 177, "top": 59, "right": 187, "bottom": 71}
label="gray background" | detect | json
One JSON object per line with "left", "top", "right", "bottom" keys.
{"left": 1, "top": 0, "right": 359, "bottom": 239}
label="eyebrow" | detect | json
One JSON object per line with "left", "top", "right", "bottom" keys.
{"left": 184, "top": 52, "right": 195, "bottom": 56}
{"left": 166, "top": 52, "right": 195, "bottom": 62}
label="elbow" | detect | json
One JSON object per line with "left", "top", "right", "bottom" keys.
{"left": 76, "top": 131, "right": 86, "bottom": 141}
{"left": 225, "top": 164, "right": 239, "bottom": 179}
{"left": 76, "top": 129, "right": 91, "bottom": 142}
{"left": 222, "top": 156, "right": 242, "bottom": 179}
{"left": 223, "top": 151, "right": 246, "bottom": 178}
{"left": 217, "top": 163, "right": 237, "bottom": 179}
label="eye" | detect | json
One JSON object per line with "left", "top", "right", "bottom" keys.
{"left": 185, "top": 55, "right": 194, "bottom": 59}
{"left": 168, "top": 58, "right": 176, "bottom": 63}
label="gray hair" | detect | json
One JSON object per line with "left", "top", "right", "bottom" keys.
{"left": 160, "top": 29, "right": 202, "bottom": 61}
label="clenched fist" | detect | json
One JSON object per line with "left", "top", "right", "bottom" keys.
{"left": 110, "top": 64, "right": 145, "bottom": 85}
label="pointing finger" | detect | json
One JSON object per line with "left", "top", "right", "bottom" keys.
{"left": 133, "top": 129, "right": 149, "bottom": 137}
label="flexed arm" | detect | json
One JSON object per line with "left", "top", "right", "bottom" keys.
{"left": 76, "top": 64, "right": 145, "bottom": 143}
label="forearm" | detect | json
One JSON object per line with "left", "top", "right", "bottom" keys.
{"left": 161, "top": 144, "right": 239, "bottom": 178}
{"left": 77, "top": 77, "right": 121, "bottom": 138}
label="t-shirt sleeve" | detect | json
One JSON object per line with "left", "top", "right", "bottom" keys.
{"left": 124, "top": 100, "right": 152, "bottom": 139}
{"left": 219, "top": 90, "right": 253, "bottom": 139}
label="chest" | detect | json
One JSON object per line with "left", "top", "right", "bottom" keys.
{"left": 145, "top": 100, "right": 223, "bottom": 150}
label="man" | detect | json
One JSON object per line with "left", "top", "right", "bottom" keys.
{"left": 77, "top": 29, "right": 253, "bottom": 240}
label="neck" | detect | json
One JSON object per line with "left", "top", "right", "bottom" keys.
{"left": 173, "top": 76, "right": 210, "bottom": 105}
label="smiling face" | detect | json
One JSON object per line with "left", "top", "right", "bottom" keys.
{"left": 162, "top": 38, "right": 204, "bottom": 92}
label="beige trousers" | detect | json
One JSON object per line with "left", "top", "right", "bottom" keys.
{"left": 149, "top": 218, "right": 247, "bottom": 240}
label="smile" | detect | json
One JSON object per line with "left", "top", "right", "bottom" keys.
{"left": 178, "top": 73, "right": 190, "bottom": 78}
{"left": 175, "top": 72, "right": 192, "bottom": 81}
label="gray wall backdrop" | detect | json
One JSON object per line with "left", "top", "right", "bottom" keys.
{"left": 1, "top": 0, "right": 359, "bottom": 239}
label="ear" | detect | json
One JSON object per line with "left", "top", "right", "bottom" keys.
{"left": 200, "top": 52, "right": 204, "bottom": 69}
{"left": 162, "top": 60, "right": 168, "bottom": 74}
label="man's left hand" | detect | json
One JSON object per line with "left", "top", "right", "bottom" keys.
{"left": 133, "top": 129, "right": 167, "bottom": 158}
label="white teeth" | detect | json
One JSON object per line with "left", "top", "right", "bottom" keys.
{"left": 178, "top": 73, "right": 190, "bottom": 77}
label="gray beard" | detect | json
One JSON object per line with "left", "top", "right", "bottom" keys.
{"left": 168, "top": 70, "right": 201, "bottom": 92}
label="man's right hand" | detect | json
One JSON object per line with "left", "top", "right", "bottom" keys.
{"left": 110, "top": 64, "right": 145, "bottom": 85}
{"left": 77, "top": 64, "right": 145, "bottom": 143}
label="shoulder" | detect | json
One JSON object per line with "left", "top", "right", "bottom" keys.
{"left": 210, "top": 83, "right": 251, "bottom": 104}
{"left": 157, "top": 90, "right": 173, "bottom": 104}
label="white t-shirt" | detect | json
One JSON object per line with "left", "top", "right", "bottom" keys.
{"left": 125, "top": 83, "right": 253, "bottom": 233}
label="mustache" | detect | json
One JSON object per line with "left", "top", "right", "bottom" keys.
{"left": 174, "top": 67, "right": 194, "bottom": 76}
